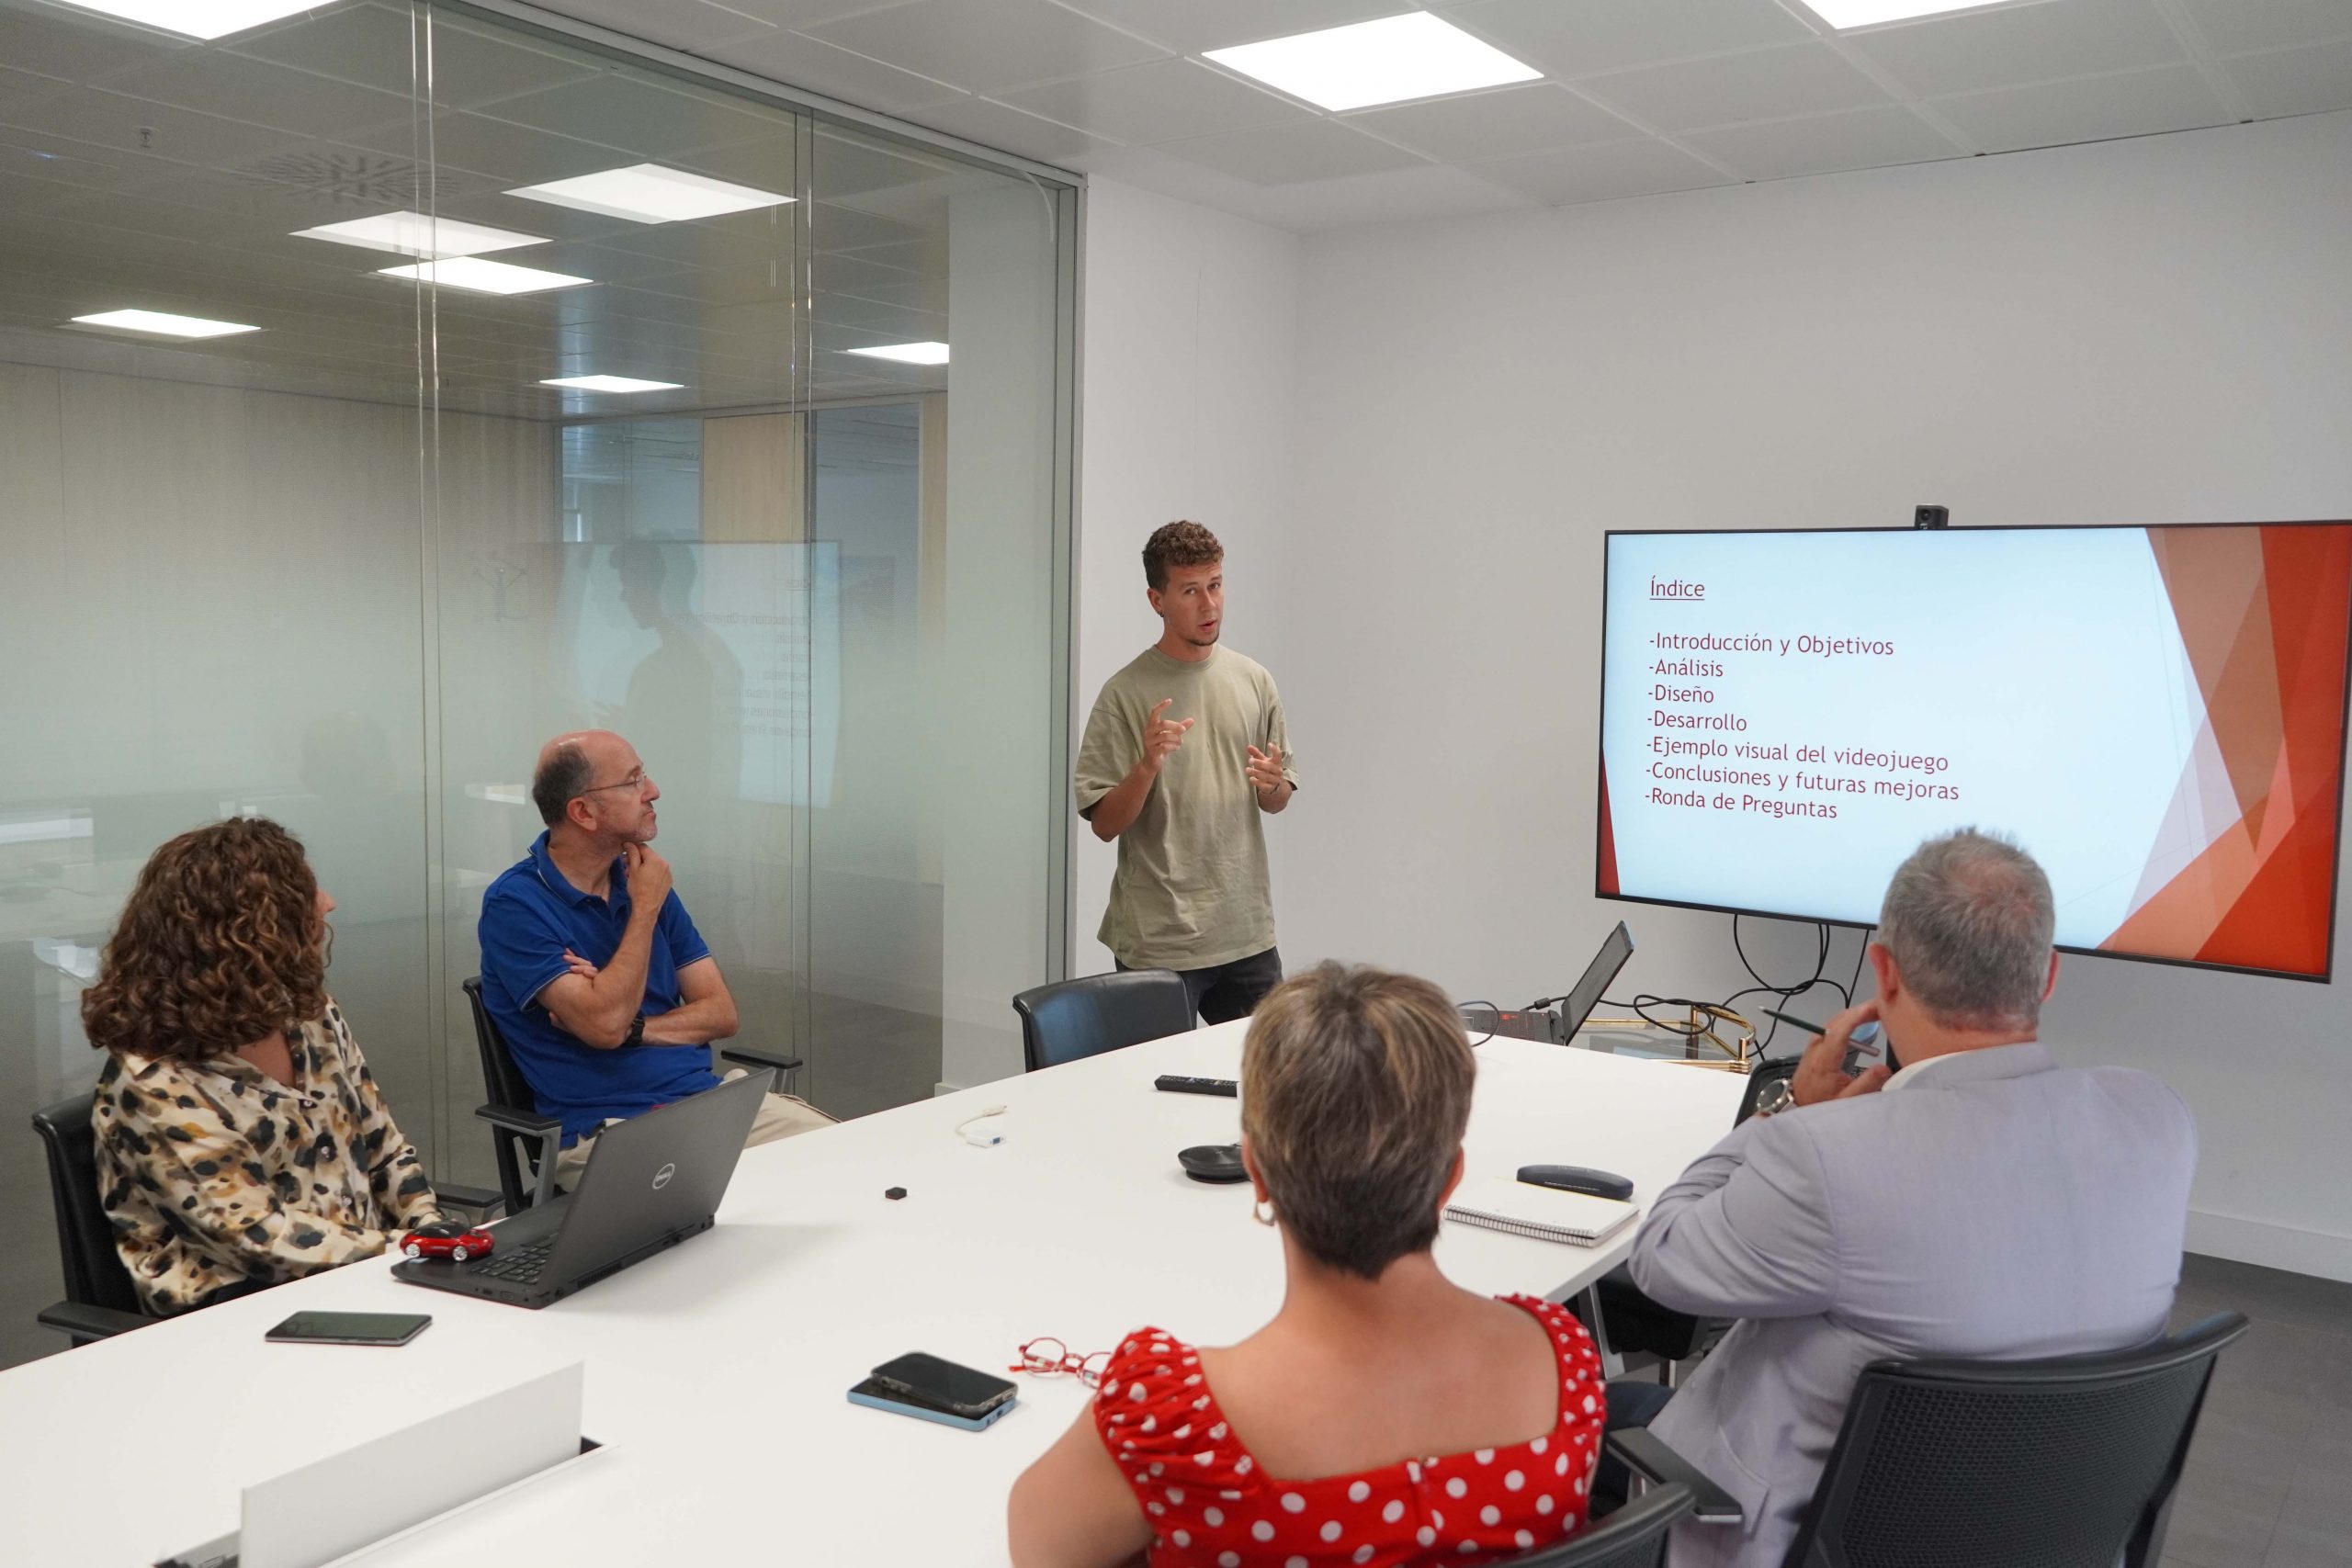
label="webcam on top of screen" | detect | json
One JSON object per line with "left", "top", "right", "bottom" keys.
{"left": 1914, "top": 504, "right": 1950, "bottom": 529}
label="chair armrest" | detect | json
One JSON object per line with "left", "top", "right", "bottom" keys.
{"left": 40, "top": 1300, "right": 152, "bottom": 1342}
{"left": 718, "top": 1046, "right": 804, "bottom": 1077}
{"left": 473, "top": 1104, "right": 563, "bottom": 1210}
{"left": 474, "top": 1104, "right": 562, "bottom": 1138}
{"left": 434, "top": 1183, "right": 503, "bottom": 1220}
{"left": 1607, "top": 1427, "right": 1743, "bottom": 1525}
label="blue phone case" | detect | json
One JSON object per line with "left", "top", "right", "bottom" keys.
{"left": 847, "top": 1382, "right": 1015, "bottom": 1432}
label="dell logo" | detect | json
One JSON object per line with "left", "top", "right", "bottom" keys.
{"left": 651, "top": 1162, "right": 675, "bottom": 1191}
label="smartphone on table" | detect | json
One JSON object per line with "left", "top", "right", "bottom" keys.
{"left": 850, "top": 1351, "right": 1018, "bottom": 1432}
{"left": 265, "top": 1310, "right": 433, "bottom": 1347}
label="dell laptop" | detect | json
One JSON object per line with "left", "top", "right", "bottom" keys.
{"left": 393, "top": 1067, "right": 772, "bottom": 1309}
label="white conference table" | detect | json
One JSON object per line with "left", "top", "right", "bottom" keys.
{"left": 1, "top": 1021, "right": 1743, "bottom": 1567}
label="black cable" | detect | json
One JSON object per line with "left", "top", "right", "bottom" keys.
{"left": 1455, "top": 1000, "right": 1498, "bottom": 1047}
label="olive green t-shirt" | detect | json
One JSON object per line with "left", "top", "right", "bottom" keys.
{"left": 1076, "top": 645, "right": 1297, "bottom": 970}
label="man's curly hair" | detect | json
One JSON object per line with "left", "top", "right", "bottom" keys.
{"left": 83, "top": 817, "right": 328, "bottom": 1062}
{"left": 1143, "top": 520, "right": 1223, "bottom": 592}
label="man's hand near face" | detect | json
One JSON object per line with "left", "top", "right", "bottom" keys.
{"left": 1790, "top": 999, "right": 1894, "bottom": 1108}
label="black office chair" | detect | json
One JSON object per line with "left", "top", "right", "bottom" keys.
{"left": 31, "top": 1095, "right": 153, "bottom": 1345}
{"left": 1012, "top": 969, "right": 1194, "bottom": 1073}
{"left": 1615, "top": 1313, "right": 2247, "bottom": 1568}
{"left": 1594, "top": 1056, "right": 1794, "bottom": 1375}
{"left": 1595, "top": 1053, "right": 1801, "bottom": 1380}
{"left": 1495, "top": 1481, "right": 1695, "bottom": 1567}
{"left": 462, "top": 976, "right": 806, "bottom": 1213}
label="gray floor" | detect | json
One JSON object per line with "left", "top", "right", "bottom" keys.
{"left": 2161, "top": 1255, "right": 2352, "bottom": 1568}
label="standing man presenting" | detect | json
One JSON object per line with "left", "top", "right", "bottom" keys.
{"left": 1077, "top": 522, "right": 1298, "bottom": 1024}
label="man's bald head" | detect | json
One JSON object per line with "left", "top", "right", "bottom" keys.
{"left": 531, "top": 730, "right": 628, "bottom": 826}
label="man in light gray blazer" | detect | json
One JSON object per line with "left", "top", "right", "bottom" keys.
{"left": 1625, "top": 829, "right": 2197, "bottom": 1568}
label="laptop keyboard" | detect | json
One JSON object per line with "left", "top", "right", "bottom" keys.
{"left": 472, "top": 1236, "right": 557, "bottom": 1284}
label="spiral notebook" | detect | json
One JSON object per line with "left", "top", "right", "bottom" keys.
{"left": 1444, "top": 1179, "right": 1641, "bottom": 1247}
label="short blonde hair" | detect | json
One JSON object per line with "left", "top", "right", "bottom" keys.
{"left": 1240, "top": 963, "right": 1475, "bottom": 1279}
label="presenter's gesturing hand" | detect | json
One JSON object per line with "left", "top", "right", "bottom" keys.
{"left": 1244, "top": 744, "right": 1284, "bottom": 793}
{"left": 1144, "top": 697, "right": 1194, "bottom": 772}
{"left": 1789, "top": 999, "right": 1893, "bottom": 1108}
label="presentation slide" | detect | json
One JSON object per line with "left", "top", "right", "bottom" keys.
{"left": 1599, "top": 524, "right": 2352, "bottom": 978}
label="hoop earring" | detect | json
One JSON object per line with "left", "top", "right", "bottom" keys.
{"left": 1252, "top": 1200, "right": 1277, "bottom": 1227}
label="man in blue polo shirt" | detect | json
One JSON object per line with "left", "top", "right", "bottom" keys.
{"left": 477, "top": 728, "right": 831, "bottom": 1186}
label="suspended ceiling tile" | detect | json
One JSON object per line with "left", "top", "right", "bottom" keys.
{"left": 999, "top": 58, "right": 1311, "bottom": 146}
{"left": 522, "top": 0, "right": 780, "bottom": 54}
{"left": 481, "top": 73, "right": 794, "bottom": 158}
{"left": 1468, "top": 136, "right": 1735, "bottom": 205}
{"left": 1578, "top": 42, "right": 1896, "bottom": 133}
{"left": 99, "top": 51, "right": 420, "bottom": 144}
{"left": 1263, "top": 162, "right": 1539, "bottom": 231}
{"left": 1153, "top": 118, "right": 1430, "bottom": 185}
{"left": 1048, "top": 0, "right": 1400, "bottom": 53}
{"left": 806, "top": 198, "right": 927, "bottom": 250}
{"left": 0, "top": 85, "right": 298, "bottom": 169}
{"left": 910, "top": 97, "right": 1119, "bottom": 163}
{"left": 2216, "top": 38, "right": 2352, "bottom": 118}
{"left": 1928, "top": 62, "right": 2233, "bottom": 152}
{"left": 715, "top": 29, "right": 969, "bottom": 114}
{"left": 0, "top": 7, "right": 192, "bottom": 89}
{"left": 1682, "top": 103, "right": 1966, "bottom": 180}
{"left": 1842, "top": 0, "right": 2187, "bottom": 100}
{"left": 333, "top": 110, "right": 630, "bottom": 188}
{"left": 1341, "top": 83, "right": 1639, "bottom": 162}
{"left": 2176, "top": 0, "right": 2352, "bottom": 55}
{"left": 807, "top": 0, "right": 1169, "bottom": 96}
{"left": 1445, "top": 0, "right": 1815, "bottom": 80}
{"left": 228, "top": 0, "right": 600, "bottom": 111}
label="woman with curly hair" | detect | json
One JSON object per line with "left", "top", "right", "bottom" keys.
{"left": 84, "top": 817, "right": 444, "bottom": 1314}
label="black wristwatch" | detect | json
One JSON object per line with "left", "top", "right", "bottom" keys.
{"left": 624, "top": 1015, "right": 646, "bottom": 1047}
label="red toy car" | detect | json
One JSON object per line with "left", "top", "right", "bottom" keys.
{"left": 401, "top": 1221, "right": 494, "bottom": 1263}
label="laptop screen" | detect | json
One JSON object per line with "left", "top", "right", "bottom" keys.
{"left": 1558, "top": 921, "right": 1634, "bottom": 1041}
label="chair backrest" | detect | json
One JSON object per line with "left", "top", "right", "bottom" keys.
{"left": 1786, "top": 1311, "right": 2249, "bottom": 1568}
{"left": 1012, "top": 970, "right": 1194, "bottom": 1072}
{"left": 31, "top": 1094, "right": 145, "bottom": 1318}
{"left": 1499, "top": 1483, "right": 1691, "bottom": 1568}
{"left": 462, "top": 976, "right": 540, "bottom": 1210}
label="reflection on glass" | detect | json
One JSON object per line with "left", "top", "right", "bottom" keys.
{"left": 0, "top": 0, "right": 1071, "bottom": 1370}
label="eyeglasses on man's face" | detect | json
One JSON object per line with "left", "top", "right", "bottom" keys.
{"left": 573, "top": 768, "right": 651, "bottom": 800}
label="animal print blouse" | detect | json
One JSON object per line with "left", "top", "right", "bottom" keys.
{"left": 93, "top": 1000, "right": 443, "bottom": 1314}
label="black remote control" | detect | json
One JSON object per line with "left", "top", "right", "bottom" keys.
{"left": 1155, "top": 1075, "right": 1238, "bottom": 1098}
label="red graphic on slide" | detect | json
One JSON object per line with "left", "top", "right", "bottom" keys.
{"left": 1598, "top": 760, "right": 1620, "bottom": 896}
{"left": 2105, "top": 524, "right": 2352, "bottom": 976}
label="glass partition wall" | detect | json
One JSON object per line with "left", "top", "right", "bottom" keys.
{"left": 0, "top": 0, "right": 1075, "bottom": 1367}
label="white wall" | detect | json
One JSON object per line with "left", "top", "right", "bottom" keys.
{"left": 1263, "top": 110, "right": 2352, "bottom": 1280}
{"left": 1074, "top": 178, "right": 1304, "bottom": 975}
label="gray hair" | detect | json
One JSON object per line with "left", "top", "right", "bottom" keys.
{"left": 1877, "top": 829, "right": 2055, "bottom": 1032}
{"left": 531, "top": 742, "right": 594, "bottom": 827}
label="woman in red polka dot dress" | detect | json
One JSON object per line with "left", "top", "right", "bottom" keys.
{"left": 1009, "top": 964, "right": 1608, "bottom": 1568}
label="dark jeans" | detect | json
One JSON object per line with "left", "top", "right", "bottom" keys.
{"left": 1118, "top": 946, "right": 1283, "bottom": 1026}
{"left": 1594, "top": 1379, "right": 1677, "bottom": 1516}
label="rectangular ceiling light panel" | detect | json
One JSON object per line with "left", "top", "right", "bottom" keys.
{"left": 71, "top": 309, "right": 259, "bottom": 338}
{"left": 54, "top": 1, "right": 318, "bottom": 39}
{"left": 294, "top": 211, "right": 548, "bottom": 258}
{"left": 1802, "top": 0, "right": 2018, "bottom": 26}
{"left": 506, "top": 164, "right": 796, "bottom": 224}
{"left": 843, "top": 342, "right": 949, "bottom": 365}
{"left": 541, "top": 376, "right": 684, "bottom": 393}
{"left": 376, "top": 257, "right": 590, "bottom": 296}
{"left": 1204, "top": 13, "right": 1541, "bottom": 113}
